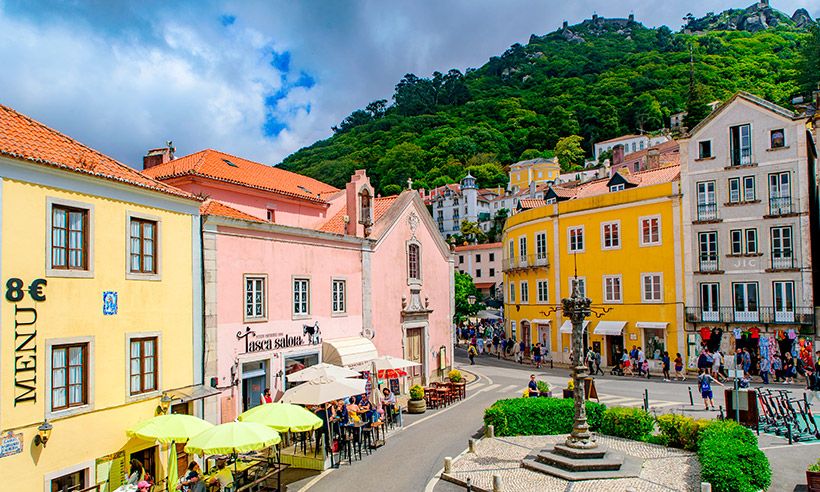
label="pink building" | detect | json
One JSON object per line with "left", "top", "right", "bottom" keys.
{"left": 144, "top": 147, "right": 454, "bottom": 423}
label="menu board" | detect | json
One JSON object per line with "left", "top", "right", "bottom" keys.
{"left": 389, "top": 378, "right": 400, "bottom": 396}
{"left": 95, "top": 450, "right": 126, "bottom": 492}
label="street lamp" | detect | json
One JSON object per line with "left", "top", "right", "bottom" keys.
{"left": 34, "top": 420, "right": 53, "bottom": 448}
{"left": 467, "top": 295, "right": 476, "bottom": 306}
{"left": 156, "top": 393, "right": 173, "bottom": 415}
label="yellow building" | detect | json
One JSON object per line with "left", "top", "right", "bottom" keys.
{"left": 509, "top": 158, "right": 561, "bottom": 192}
{"left": 502, "top": 164, "right": 685, "bottom": 370}
{"left": 0, "top": 105, "right": 204, "bottom": 491}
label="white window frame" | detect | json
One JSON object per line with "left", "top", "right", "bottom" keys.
{"left": 569, "top": 277, "right": 586, "bottom": 299}
{"left": 729, "top": 177, "right": 741, "bottom": 203}
{"left": 509, "top": 281, "right": 516, "bottom": 304}
{"left": 520, "top": 281, "right": 529, "bottom": 304}
{"left": 639, "top": 215, "right": 661, "bottom": 246}
{"left": 519, "top": 236, "right": 528, "bottom": 262}
{"left": 698, "top": 140, "right": 713, "bottom": 159}
{"left": 46, "top": 197, "right": 95, "bottom": 278}
{"left": 773, "top": 281, "right": 795, "bottom": 321}
{"left": 603, "top": 275, "right": 623, "bottom": 303}
{"left": 535, "top": 232, "right": 547, "bottom": 260}
{"left": 745, "top": 228, "right": 758, "bottom": 254}
{"left": 700, "top": 283, "right": 720, "bottom": 321}
{"left": 742, "top": 175, "right": 756, "bottom": 202}
{"left": 641, "top": 273, "right": 663, "bottom": 303}
{"left": 244, "top": 274, "right": 267, "bottom": 322}
{"left": 610, "top": 183, "right": 625, "bottom": 192}
{"left": 732, "top": 282, "right": 759, "bottom": 321}
{"left": 536, "top": 279, "right": 549, "bottom": 304}
{"left": 293, "top": 277, "right": 311, "bottom": 318}
{"left": 729, "top": 229, "right": 743, "bottom": 255}
{"left": 568, "top": 226, "right": 585, "bottom": 253}
{"left": 601, "top": 221, "right": 621, "bottom": 250}
{"left": 332, "top": 278, "right": 347, "bottom": 315}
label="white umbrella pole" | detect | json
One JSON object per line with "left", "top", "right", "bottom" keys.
{"left": 324, "top": 406, "right": 334, "bottom": 468}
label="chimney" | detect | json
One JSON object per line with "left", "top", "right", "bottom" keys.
{"left": 345, "top": 169, "right": 373, "bottom": 237}
{"left": 612, "top": 144, "right": 625, "bottom": 166}
{"left": 143, "top": 141, "right": 175, "bottom": 170}
{"left": 647, "top": 148, "right": 660, "bottom": 170}
{"left": 529, "top": 180, "right": 536, "bottom": 198}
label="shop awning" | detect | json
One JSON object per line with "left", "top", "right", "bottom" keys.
{"left": 476, "top": 310, "right": 503, "bottom": 320}
{"left": 322, "top": 337, "right": 378, "bottom": 370}
{"left": 166, "top": 384, "right": 221, "bottom": 405}
{"left": 531, "top": 319, "right": 551, "bottom": 325}
{"left": 593, "top": 321, "right": 627, "bottom": 336}
{"left": 636, "top": 322, "right": 668, "bottom": 329}
{"left": 559, "top": 320, "right": 589, "bottom": 334}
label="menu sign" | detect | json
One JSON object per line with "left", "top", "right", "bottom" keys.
{"left": 95, "top": 450, "right": 126, "bottom": 492}
{"left": 0, "top": 432, "right": 23, "bottom": 458}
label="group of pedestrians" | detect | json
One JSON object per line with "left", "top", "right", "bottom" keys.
{"left": 462, "top": 324, "right": 552, "bottom": 368}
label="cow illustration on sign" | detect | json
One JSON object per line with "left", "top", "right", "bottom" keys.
{"left": 303, "top": 321, "right": 321, "bottom": 345}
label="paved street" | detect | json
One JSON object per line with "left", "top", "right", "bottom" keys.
{"left": 286, "top": 347, "right": 818, "bottom": 492}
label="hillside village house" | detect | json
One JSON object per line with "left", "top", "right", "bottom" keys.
{"left": 593, "top": 133, "right": 670, "bottom": 161}
{"left": 508, "top": 158, "right": 561, "bottom": 191}
{"left": 680, "top": 92, "right": 819, "bottom": 364}
{"left": 424, "top": 174, "right": 498, "bottom": 237}
{"left": 455, "top": 242, "right": 503, "bottom": 300}
{"left": 144, "top": 151, "right": 454, "bottom": 424}
{"left": 503, "top": 164, "right": 685, "bottom": 367}
{"left": 0, "top": 105, "right": 204, "bottom": 491}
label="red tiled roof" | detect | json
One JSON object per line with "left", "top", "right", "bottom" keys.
{"left": 143, "top": 149, "right": 338, "bottom": 204}
{"left": 570, "top": 165, "right": 680, "bottom": 199}
{"left": 621, "top": 140, "right": 679, "bottom": 162}
{"left": 0, "top": 104, "right": 196, "bottom": 200}
{"left": 318, "top": 195, "right": 400, "bottom": 234}
{"left": 519, "top": 199, "right": 547, "bottom": 209}
{"left": 454, "top": 242, "right": 502, "bottom": 252}
{"left": 200, "top": 199, "right": 267, "bottom": 223}
{"left": 475, "top": 282, "right": 496, "bottom": 289}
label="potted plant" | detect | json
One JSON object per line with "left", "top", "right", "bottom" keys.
{"left": 448, "top": 369, "right": 463, "bottom": 383}
{"left": 807, "top": 458, "right": 820, "bottom": 492}
{"left": 408, "top": 384, "right": 426, "bottom": 414}
{"left": 536, "top": 380, "right": 551, "bottom": 397}
{"left": 562, "top": 378, "right": 574, "bottom": 399}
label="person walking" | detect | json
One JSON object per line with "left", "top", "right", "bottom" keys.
{"left": 477, "top": 336, "right": 485, "bottom": 355}
{"left": 518, "top": 340, "right": 526, "bottom": 364}
{"left": 594, "top": 350, "right": 604, "bottom": 376}
{"left": 759, "top": 356, "right": 771, "bottom": 385}
{"left": 492, "top": 334, "right": 500, "bottom": 358}
{"left": 698, "top": 368, "right": 723, "bottom": 411}
{"left": 772, "top": 353, "right": 783, "bottom": 382}
{"left": 533, "top": 343, "right": 542, "bottom": 369}
{"left": 637, "top": 347, "right": 646, "bottom": 377}
{"left": 467, "top": 343, "right": 478, "bottom": 365}
{"left": 783, "top": 352, "right": 796, "bottom": 384}
{"left": 622, "top": 351, "right": 633, "bottom": 376}
{"left": 711, "top": 351, "right": 722, "bottom": 382}
{"left": 528, "top": 374, "right": 539, "bottom": 398}
{"left": 742, "top": 348, "right": 752, "bottom": 378}
{"left": 586, "top": 348, "right": 596, "bottom": 375}
{"left": 662, "top": 351, "right": 671, "bottom": 381}
{"left": 674, "top": 352, "right": 685, "bottom": 381}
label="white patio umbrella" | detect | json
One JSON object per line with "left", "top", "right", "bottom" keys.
{"left": 286, "top": 363, "right": 361, "bottom": 383}
{"left": 372, "top": 355, "right": 421, "bottom": 371}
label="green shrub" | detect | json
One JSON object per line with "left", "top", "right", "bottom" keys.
{"left": 409, "top": 385, "right": 424, "bottom": 400}
{"left": 809, "top": 458, "right": 820, "bottom": 472}
{"left": 599, "top": 407, "right": 654, "bottom": 441}
{"left": 697, "top": 420, "right": 771, "bottom": 492}
{"left": 535, "top": 380, "right": 550, "bottom": 393}
{"left": 483, "top": 398, "right": 605, "bottom": 436}
{"left": 448, "top": 369, "right": 463, "bottom": 383}
{"left": 656, "top": 414, "right": 711, "bottom": 451}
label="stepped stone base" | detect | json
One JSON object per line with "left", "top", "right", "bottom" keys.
{"left": 521, "top": 443, "right": 643, "bottom": 481}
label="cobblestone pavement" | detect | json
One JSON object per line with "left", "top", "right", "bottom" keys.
{"left": 443, "top": 435, "right": 700, "bottom": 492}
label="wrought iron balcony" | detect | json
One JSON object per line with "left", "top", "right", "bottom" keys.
{"left": 696, "top": 203, "right": 719, "bottom": 221}
{"left": 770, "top": 254, "right": 797, "bottom": 270}
{"left": 730, "top": 148, "right": 752, "bottom": 167}
{"left": 685, "top": 306, "right": 814, "bottom": 325}
{"left": 698, "top": 255, "right": 720, "bottom": 273}
{"left": 502, "top": 254, "right": 550, "bottom": 272}
{"left": 769, "top": 196, "right": 793, "bottom": 216}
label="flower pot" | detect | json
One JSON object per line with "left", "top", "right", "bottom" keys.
{"left": 807, "top": 470, "right": 820, "bottom": 492}
{"left": 562, "top": 389, "right": 573, "bottom": 399}
{"left": 408, "top": 398, "right": 427, "bottom": 414}
{"left": 539, "top": 391, "right": 552, "bottom": 398}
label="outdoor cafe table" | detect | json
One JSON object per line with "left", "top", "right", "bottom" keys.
{"left": 202, "top": 459, "right": 258, "bottom": 491}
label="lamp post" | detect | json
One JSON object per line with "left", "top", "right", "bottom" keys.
{"left": 467, "top": 295, "right": 476, "bottom": 306}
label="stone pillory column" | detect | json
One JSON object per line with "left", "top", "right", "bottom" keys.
{"left": 563, "top": 288, "right": 595, "bottom": 449}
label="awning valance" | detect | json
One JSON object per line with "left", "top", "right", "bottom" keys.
{"left": 593, "top": 321, "right": 627, "bottom": 336}
{"left": 322, "top": 337, "right": 378, "bottom": 370}
{"left": 531, "top": 319, "right": 551, "bottom": 325}
{"left": 559, "top": 320, "right": 589, "bottom": 334}
{"left": 636, "top": 322, "right": 669, "bottom": 329}
{"left": 166, "top": 384, "right": 221, "bottom": 405}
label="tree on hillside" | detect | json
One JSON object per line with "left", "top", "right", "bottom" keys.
{"left": 630, "top": 93, "right": 664, "bottom": 132}
{"left": 464, "top": 162, "right": 508, "bottom": 189}
{"left": 376, "top": 142, "right": 425, "bottom": 192}
{"left": 684, "top": 44, "right": 712, "bottom": 130}
{"left": 394, "top": 73, "right": 437, "bottom": 116}
{"left": 454, "top": 271, "right": 483, "bottom": 321}
{"left": 554, "top": 135, "right": 586, "bottom": 171}
{"left": 798, "top": 25, "right": 820, "bottom": 96}
{"left": 460, "top": 220, "right": 486, "bottom": 244}
{"left": 382, "top": 184, "right": 402, "bottom": 196}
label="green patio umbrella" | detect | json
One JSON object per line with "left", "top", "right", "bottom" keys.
{"left": 167, "top": 444, "right": 179, "bottom": 492}
{"left": 126, "top": 414, "right": 214, "bottom": 444}
{"left": 184, "top": 421, "right": 281, "bottom": 455}
{"left": 238, "top": 403, "right": 323, "bottom": 433}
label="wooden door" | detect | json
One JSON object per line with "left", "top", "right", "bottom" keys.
{"left": 406, "top": 328, "right": 424, "bottom": 385}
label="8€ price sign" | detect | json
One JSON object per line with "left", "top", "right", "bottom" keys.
{"left": 5, "top": 278, "right": 47, "bottom": 303}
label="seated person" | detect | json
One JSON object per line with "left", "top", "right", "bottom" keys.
{"left": 346, "top": 398, "right": 360, "bottom": 422}
{"left": 207, "top": 460, "right": 233, "bottom": 491}
{"left": 177, "top": 461, "right": 203, "bottom": 491}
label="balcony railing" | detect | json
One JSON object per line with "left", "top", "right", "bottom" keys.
{"left": 730, "top": 147, "right": 752, "bottom": 166}
{"left": 771, "top": 254, "right": 796, "bottom": 270}
{"left": 696, "top": 203, "right": 719, "bottom": 221}
{"left": 698, "top": 255, "right": 719, "bottom": 273}
{"left": 685, "top": 306, "right": 814, "bottom": 325}
{"left": 769, "top": 196, "right": 793, "bottom": 216}
{"left": 502, "top": 253, "right": 550, "bottom": 272}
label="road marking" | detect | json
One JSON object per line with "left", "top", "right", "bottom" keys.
{"left": 423, "top": 444, "right": 472, "bottom": 492}
{"left": 599, "top": 396, "right": 637, "bottom": 405}
{"left": 499, "top": 384, "right": 520, "bottom": 393}
{"left": 650, "top": 401, "right": 683, "bottom": 408}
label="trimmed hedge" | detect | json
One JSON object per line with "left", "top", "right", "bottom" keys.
{"left": 697, "top": 420, "right": 771, "bottom": 492}
{"left": 599, "top": 407, "right": 655, "bottom": 441}
{"left": 483, "top": 397, "right": 605, "bottom": 436}
{"left": 656, "top": 414, "right": 711, "bottom": 451}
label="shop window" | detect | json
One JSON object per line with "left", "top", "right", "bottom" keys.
{"left": 285, "top": 353, "right": 320, "bottom": 390}
{"left": 50, "top": 469, "right": 87, "bottom": 492}
{"left": 643, "top": 328, "right": 665, "bottom": 360}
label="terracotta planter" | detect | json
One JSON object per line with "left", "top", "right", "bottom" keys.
{"left": 807, "top": 470, "right": 820, "bottom": 492}
{"left": 408, "top": 398, "right": 427, "bottom": 414}
{"left": 539, "top": 391, "right": 552, "bottom": 397}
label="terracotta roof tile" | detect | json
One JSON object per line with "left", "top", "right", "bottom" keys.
{"left": 518, "top": 199, "right": 547, "bottom": 209}
{"left": 201, "top": 199, "right": 267, "bottom": 223}
{"left": 454, "top": 242, "right": 502, "bottom": 252}
{"left": 318, "top": 195, "right": 400, "bottom": 234}
{"left": 569, "top": 165, "right": 680, "bottom": 199}
{"left": 0, "top": 104, "right": 196, "bottom": 200}
{"left": 143, "top": 149, "right": 338, "bottom": 204}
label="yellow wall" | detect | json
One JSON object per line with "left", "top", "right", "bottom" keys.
{"left": 1, "top": 176, "right": 197, "bottom": 491}
{"left": 502, "top": 181, "right": 684, "bottom": 367}
{"left": 509, "top": 160, "right": 560, "bottom": 190}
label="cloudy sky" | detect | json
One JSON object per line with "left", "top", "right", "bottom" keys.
{"left": 1, "top": 0, "right": 818, "bottom": 168}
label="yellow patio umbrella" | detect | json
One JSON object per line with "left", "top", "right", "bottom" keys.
{"left": 238, "top": 403, "right": 323, "bottom": 433}
{"left": 127, "top": 414, "right": 214, "bottom": 444}
{"left": 184, "top": 421, "right": 281, "bottom": 455}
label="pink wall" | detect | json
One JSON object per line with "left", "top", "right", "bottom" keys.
{"left": 370, "top": 201, "right": 454, "bottom": 381}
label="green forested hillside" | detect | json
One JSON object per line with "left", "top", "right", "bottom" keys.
{"left": 280, "top": 9, "right": 819, "bottom": 194}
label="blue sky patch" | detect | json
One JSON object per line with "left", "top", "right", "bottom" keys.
{"left": 270, "top": 50, "right": 291, "bottom": 73}
{"left": 263, "top": 116, "right": 287, "bottom": 137}
{"left": 294, "top": 71, "right": 315, "bottom": 89}
{"left": 220, "top": 14, "right": 236, "bottom": 26}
